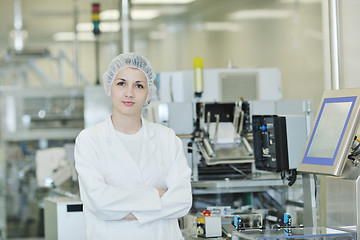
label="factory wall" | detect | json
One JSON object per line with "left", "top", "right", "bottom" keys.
{"left": 341, "top": 0, "right": 360, "bottom": 89}
{"left": 69, "top": 1, "right": 326, "bottom": 110}
{"left": 4, "top": 1, "right": 360, "bottom": 112}
{"left": 138, "top": 1, "right": 325, "bottom": 109}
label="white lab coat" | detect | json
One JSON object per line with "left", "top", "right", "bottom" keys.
{"left": 74, "top": 116, "right": 192, "bottom": 240}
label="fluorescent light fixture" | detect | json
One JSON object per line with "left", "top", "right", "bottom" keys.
{"left": 132, "top": 9, "right": 160, "bottom": 20}
{"left": 77, "top": 22, "right": 120, "bottom": 33}
{"left": 228, "top": 9, "right": 292, "bottom": 20}
{"left": 132, "top": 0, "right": 194, "bottom": 4}
{"left": 203, "top": 22, "right": 241, "bottom": 32}
{"left": 100, "top": 22, "right": 120, "bottom": 32}
{"left": 100, "top": 9, "right": 120, "bottom": 20}
{"left": 53, "top": 32, "right": 95, "bottom": 41}
{"left": 72, "top": 32, "right": 95, "bottom": 41}
{"left": 77, "top": 22, "right": 93, "bottom": 32}
{"left": 53, "top": 32, "right": 75, "bottom": 41}
{"left": 97, "top": 9, "right": 160, "bottom": 20}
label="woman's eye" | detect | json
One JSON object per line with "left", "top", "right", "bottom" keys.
{"left": 117, "top": 81, "right": 125, "bottom": 86}
{"left": 136, "top": 84, "right": 144, "bottom": 89}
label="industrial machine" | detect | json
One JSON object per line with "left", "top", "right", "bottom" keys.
{"left": 231, "top": 88, "right": 360, "bottom": 239}
{"left": 156, "top": 98, "right": 314, "bottom": 240}
{"left": 157, "top": 68, "right": 282, "bottom": 103}
{"left": 0, "top": 64, "right": 316, "bottom": 239}
{"left": 297, "top": 88, "right": 360, "bottom": 237}
{"left": 231, "top": 227, "right": 356, "bottom": 240}
{"left": 188, "top": 99, "right": 313, "bottom": 182}
{"left": 44, "top": 197, "right": 85, "bottom": 240}
{"left": 252, "top": 115, "right": 309, "bottom": 186}
{"left": 192, "top": 101, "right": 254, "bottom": 180}
{"left": 0, "top": 87, "right": 84, "bottom": 239}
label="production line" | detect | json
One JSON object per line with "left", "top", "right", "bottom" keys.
{"left": 0, "top": 55, "right": 359, "bottom": 240}
{"left": 0, "top": 0, "right": 358, "bottom": 238}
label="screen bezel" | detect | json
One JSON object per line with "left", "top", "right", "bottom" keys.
{"left": 297, "top": 89, "right": 360, "bottom": 176}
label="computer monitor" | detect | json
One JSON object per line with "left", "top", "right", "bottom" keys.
{"left": 297, "top": 88, "right": 360, "bottom": 176}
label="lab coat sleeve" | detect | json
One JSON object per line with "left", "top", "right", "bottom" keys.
{"left": 133, "top": 130, "right": 192, "bottom": 224}
{"left": 74, "top": 129, "right": 162, "bottom": 221}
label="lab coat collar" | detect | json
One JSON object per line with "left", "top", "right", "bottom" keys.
{"left": 105, "top": 115, "right": 155, "bottom": 139}
{"left": 106, "top": 115, "right": 157, "bottom": 172}
{"left": 139, "top": 116, "right": 157, "bottom": 170}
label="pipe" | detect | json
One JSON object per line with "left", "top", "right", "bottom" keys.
{"left": 14, "top": 0, "right": 24, "bottom": 51}
{"left": 121, "top": 0, "right": 130, "bottom": 53}
{"left": 214, "top": 114, "right": 220, "bottom": 145}
{"left": 73, "top": 0, "right": 80, "bottom": 86}
{"left": 206, "top": 111, "right": 211, "bottom": 135}
{"left": 328, "top": 0, "right": 342, "bottom": 90}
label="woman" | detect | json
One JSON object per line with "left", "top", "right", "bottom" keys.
{"left": 74, "top": 52, "right": 192, "bottom": 240}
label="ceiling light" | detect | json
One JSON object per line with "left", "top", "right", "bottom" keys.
{"left": 76, "top": 22, "right": 120, "bottom": 33}
{"left": 53, "top": 32, "right": 95, "bottom": 41}
{"left": 53, "top": 32, "right": 75, "bottom": 41}
{"left": 97, "top": 9, "right": 160, "bottom": 20}
{"left": 100, "top": 9, "right": 120, "bottom": 20}
{"left": 131, "top": 9, "right": 160, "bottom": 20}
{"left": 228, "top": 9, "right": 292, "bottom": 20}
{"left": 100, "top": 22, "right": 120, "bottom": 32}
{"left": 132, "top": 0, "right": 194, "bottom": 4}
{"left": 77, "top": 23, "right": 93, "bottom": 32}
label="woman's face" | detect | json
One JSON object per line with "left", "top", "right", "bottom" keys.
{"left": 110, "top": 67, "right": 148, "bottom": 118}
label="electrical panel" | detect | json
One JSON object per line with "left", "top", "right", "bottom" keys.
{"left": 252, "top": 115, "right": 288, "bottom": 172}
{"left": 252, "top": 115, "right": 308, "bottom": 172}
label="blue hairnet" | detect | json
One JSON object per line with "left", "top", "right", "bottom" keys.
{"left": 103, "top": 52, "right": 156, "bottom": 106}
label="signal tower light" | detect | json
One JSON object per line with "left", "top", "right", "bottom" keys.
{"left": 92, "top": 3, "right": 101, "bottom": 36}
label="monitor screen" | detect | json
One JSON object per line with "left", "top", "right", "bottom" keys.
{"left": 298, "top": 89, "right": 360, "bottom": 176}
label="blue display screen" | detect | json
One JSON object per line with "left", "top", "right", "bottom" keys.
{"left": 302, "top": 96, "right": 357, "bottom": 166}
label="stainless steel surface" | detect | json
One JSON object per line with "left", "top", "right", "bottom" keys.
{"left": 329, "top": 0, "right": 341, "bottom": 90}
{"left": 207, "top": 111, "right": 211, "bottom": 136}
{"left": 1, "top": 87, "right": 84, "bottom": 140}
{"left": 196, "top": 139, "right": 254, "bottom": 166}
{"left": 0, "top": 87, "right": 84, "bottom": 239}
{"left": 283, "top": 115, "right": 308, "bottom": 169}
{"left": 238, "top": 111, "right": 244, "bottom": 135}
{"left": 2, "top": 50, "right": 90, "bottom": 87}
{"left": 325, "top": 162, "right": 360, "bottom": 236}
{"left": 203, "top": 139, "right": 215, "bottom": 158}
{"left": 231, "top": 227, "right": 355, "bottom": 240}
{"left": 192, "top": 177, "right": 292, "bottom": 195}
{"left": 241, "top": 137, "right": 253, "bottom": 156}
{"left": 297, "top": 88, "right": 360, "bottom": 176}
{"left": 0, "top": 142, "right": 6, "bottom": 239}
{"left": 214, "top": 114, "right": 220, "bottom": 144}
{"left": 233, "top": 111, "right": 239, "bottom": 134}
{"left": 302, "top": 174, "right": 316, "bottom": 228}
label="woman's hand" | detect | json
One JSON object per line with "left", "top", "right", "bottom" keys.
{"left": 122, "top": 213, "right": 137, "bottom": 220}
{"left": 156, "top": 188, "right": 167, "bottom": 198}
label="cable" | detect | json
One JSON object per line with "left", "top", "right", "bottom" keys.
{"left": 287, "top": 169, "right": 297, "bottom": 186}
